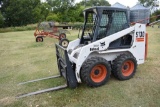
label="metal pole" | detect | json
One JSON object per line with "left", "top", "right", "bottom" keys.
{"left": 16, "top": 84, "right": 67, "bottom": 98}
{"left": 18, "top": 75, "right": 61, "bottom": 85}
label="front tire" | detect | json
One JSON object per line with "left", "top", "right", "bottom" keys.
{"left": 112, "top": 54, "right": 137, "bottom": 80}
{"left": 81, "top": 57, "right": 111, "bottom": 87}
{"left": 59, "top": 38, "right": 69, "bottom": 48}
{"left": 36, "top": 36, "right": 43, "bottom": 42}
{"left": 59, "top": 33, "right": 66, "bottom": 40}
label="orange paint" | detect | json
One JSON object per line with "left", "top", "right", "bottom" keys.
{"left": 122, "top": 60, "right": 134, "bottom": 76}
{"left": 145, "top": 33, "right": 148, "bottom": 60}
{"left": 136, "top": 38, "right": 144, "bottom": 42}
{"left": 90, "top": 64, "right": 107, "bottom": 83}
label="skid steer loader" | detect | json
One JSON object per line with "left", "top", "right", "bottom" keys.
{"left": 17, "top": 6, "right": 148, "bottom": 98}
{"left": 56, "top": 6, "right": 148, "bottom": 88}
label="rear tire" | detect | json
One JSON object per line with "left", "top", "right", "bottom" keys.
{"left": 59, "top": 33, "right": 66, "bottom": 40}
{"left": 81, "top": 57, "right": 111, "bottom": 87}
{"left": 59, "top": 38, "right": 69, "bottom": 48}
{"left": 36, "top": 36, "right": 43, "bottom": 42}
{"left": 112, "top": 54, "right": 137, "bottom": 80}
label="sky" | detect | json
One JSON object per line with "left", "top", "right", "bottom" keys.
{"left": 75, "top": 0, "right": 139, "bottom": 8}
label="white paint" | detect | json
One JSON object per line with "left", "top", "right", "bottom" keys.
{"left": 68, "top": 23, "right": 146, "bottom": 83}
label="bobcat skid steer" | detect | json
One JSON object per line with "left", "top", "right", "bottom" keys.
{"left": 55, "top": 6, "right": 148, "bottom": 88}
{"left": 17, "top": 6, "right": 148, "bottom": 98}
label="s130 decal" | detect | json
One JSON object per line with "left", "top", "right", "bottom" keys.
{"left": 136, "top": 31, "right": 145, "bottom": 42}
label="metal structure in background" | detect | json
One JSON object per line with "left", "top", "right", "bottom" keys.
{"left": 111, "top": 2, "right": 130, "bottom": 23}
{"left": 34, "top": 21, "right": 71, "bottom": 42}
{"left": 112, "top": 1, "right": 160, "bottom": 25}
{"left": 130, "top": 4, "right": 150, "bottom": 24}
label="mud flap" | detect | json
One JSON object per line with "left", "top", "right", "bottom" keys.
{"left": 55, "top": 44, "right": 77, "bottom": 88}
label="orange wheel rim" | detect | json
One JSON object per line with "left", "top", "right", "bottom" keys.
{"left": 90, "top": 64, "right": 107, "bottom": 83}
{"left": 38, "top": 38, "right": 42, "bottom": 42}
{"left": 122, "top": 60, "right": 134, "bottom": 76}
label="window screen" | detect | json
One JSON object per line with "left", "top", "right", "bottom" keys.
{"left": 97, "top": 10, "right": 128, "bottom": 40}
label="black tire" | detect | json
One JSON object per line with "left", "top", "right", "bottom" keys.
{"left": 80, "top": 57, "right": 111, "bottom": 87}
{"left": 59, "top": 38, "right": 69, "bottom": 48}
{"left": 36, "top": 36, "right": 43, "bottom": 42}
{"left": 59, "top": 33, "right": 66, "bottom": 40}
{"left": 112, "top": 54, "right": 137, "bottom": 80}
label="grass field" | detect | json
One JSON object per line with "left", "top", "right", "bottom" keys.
{"left": 0, "top": 27, "right": 160, "bottom": 107}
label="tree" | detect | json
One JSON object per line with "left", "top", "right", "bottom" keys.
{"left": 67, "top": 4, "right": 84, "bottom": 22}
{"left": 46, "top": 13, "right": 60, "bottom": 21}
{"left": 47, "top": 0, "right": 75, "bottom": 12}
{"left": 150, "top": 10, "right": 160, "bottom": 22}
{"left": 138, "top": 0, "right": 159, "bottom": 8}
{"left": 0, "top": 0, "right": 50, "bottom": 27}
{"left": 40, "top": 3, "right": 51, "bottom": 20}
{"left": 0, "top": 0, "right": 40, "bottom": 26}
{"left": 47, "top": 0, "right": 110, "bottom": 22}
{"left": 0, "top": 11, "right": 4, "bottom": 27}
{"left": 32, "top": 2, "right": 51, "bottom": 23}
{"left": 79, "top": 0, "right": 110, "bottom": 7}
{"left": 47, "top": 0, "right": 84, "bottom": 22}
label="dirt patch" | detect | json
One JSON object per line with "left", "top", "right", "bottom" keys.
{"left": 0, "top": 97, "right": 16, "bottom": 106}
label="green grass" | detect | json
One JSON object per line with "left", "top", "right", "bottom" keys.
{"left": 0, "top": 27, "right": 160, "bottom": 107}
{"left": 0, "top": 24, "right": 37, "bottom": 33}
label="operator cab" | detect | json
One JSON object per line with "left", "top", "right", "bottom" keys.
{"left": 80, "top": 6, "right": 132, "bottom": 49}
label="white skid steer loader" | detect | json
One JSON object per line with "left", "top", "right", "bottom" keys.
{"left": 56, "top": 6, "right": 148, "bottom": 88}
{"left": 17, "top": 6, "right": 148, "bottom": 98}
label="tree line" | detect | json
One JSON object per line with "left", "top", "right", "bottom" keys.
{"left": 0, "top": 0, "right": 159, "bottom": 28}
{"left": 0, "top": 0, "right": 110, "bottom": 27}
